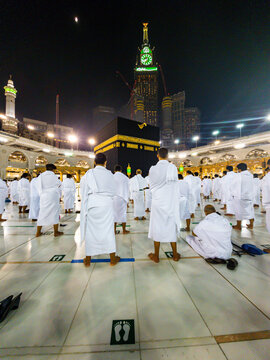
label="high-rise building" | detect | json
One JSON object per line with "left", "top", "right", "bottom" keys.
{"left": 134, "top": 23, "right": 159, "bottom": 126}
{"left": 2, "top": 76, "right": 19, "bottom": 133}
{"left": 183, "top": 107, "right": 200, "bottom": 148}
{"left": 172, "top": 91, "right": 185, "bottom": 145}
{"left": 161, "top": 90, "right": 200, "bottom": 149}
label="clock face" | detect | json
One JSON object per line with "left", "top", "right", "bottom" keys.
{"left": 141, "top": 54, "right": 152, "bottom": 65}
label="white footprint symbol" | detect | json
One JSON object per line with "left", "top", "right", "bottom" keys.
{"left": 123, "top": 321, "right": 130, "bottom": 342}
{"left": 114, "top": 321, "right": 122, "bottom": 342}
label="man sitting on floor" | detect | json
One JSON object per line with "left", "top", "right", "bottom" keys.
{"left": 186, "top": 205, "right": 232, "bottom": 261}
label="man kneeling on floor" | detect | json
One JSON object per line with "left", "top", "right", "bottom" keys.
{"left": 186, "top": 205, "right": 232, "bottom": 262}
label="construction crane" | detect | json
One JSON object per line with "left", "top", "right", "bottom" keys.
{"left": 159, "top": 64, "right": 169, "bottom": 96}
{"left": 116, "top": 71, "right": 137, "bottom": 120}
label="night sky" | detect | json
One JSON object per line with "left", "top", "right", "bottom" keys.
{"left": 1, "top": 0, "right": 270, "bottom": 145}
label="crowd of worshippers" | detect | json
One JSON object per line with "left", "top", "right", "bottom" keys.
{"left": 0, "top": 148, "right": 270, "bottom": 268}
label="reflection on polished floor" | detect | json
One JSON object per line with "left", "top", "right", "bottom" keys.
{"left": 0, "top": 199, "right": 270, "bottom": 359}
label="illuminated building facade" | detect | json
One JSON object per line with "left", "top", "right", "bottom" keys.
{"left": 134, "top": 23, "right": 159, "bottom": 126}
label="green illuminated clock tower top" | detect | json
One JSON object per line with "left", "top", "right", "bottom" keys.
{"left": 134, "top": 23, "right": 159, "bottom": 127}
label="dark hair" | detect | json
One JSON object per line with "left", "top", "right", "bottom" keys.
{"left": 21, "top": 173, "right": 29, "bottom": 179}
{"left": 267, "top": 159, "right": 270, "bottom": 166}
{"left": 253, "top": 173, "right": 258, "bottom": 178}
{"left": 226, "top": 165, "right": 233, "bottom": 171}
{"left": 237, "top": 163, "right": 247, "bottom": 171}
{"left": 223, "top": 170, "right": 227, "bottom": 175}
{"left": 178, "top": 174, "right": 183, "bottom": 180}
{"left": 214, "top": 174, "right": 219, "bottom": 178}
{"left": 46, "top": 163, "right": 57, "bottom": 171}
{"left": 14, "top": 177, "right": 18, "bottom": 181}
{"left": 204, "top": 176, "right": 207, "bottom": 179}
{"left": 114, "top": 164, "right": 122, "bottom": 172}
{"left": 95, "top": 153, "right": 106, "bottom": 165}
{"left": 158, "top": 148, "right": 168, "bottom": 159}
{"left": 67, "top": 174, "right": 72, "bottom": 178}
{"left": 194, "top": 172, "right": 199, "bottom": 176}
{"left": 187, "top": 170, "right": 193, "bottom": 175}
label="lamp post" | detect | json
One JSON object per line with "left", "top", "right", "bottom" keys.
{"left": 68, "top": 134, "right": 78, "bottom": 150}
{"left": 174, "top": 138, "right": 180, "bottom": 151}
{"left": 212, "top": 130, "right": 220, "bottom": 140}
{"left": 88, "top": 137, "right": 96, "bottom": 152}
{"left": 266, "top": 114, "right": 270, "bottom": 122}
{"left": 236, "top": 123, "right": 244, "bottom": 137}
{"left": 192, "top": 135, "right": 200, "bottom": 148}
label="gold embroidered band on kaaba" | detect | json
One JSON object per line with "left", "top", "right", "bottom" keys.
{"left": 94, "top": 135, "right": 160, "bottom": 153}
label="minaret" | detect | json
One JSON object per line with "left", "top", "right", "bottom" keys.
{"left": 2, "top": 76, "right": 19, "bottom": 133}
{"left": 4, "top": 75, "right": 17, "bottom": 118}
{"left": 142, "top": 23, "right": 149, "bottom": 45}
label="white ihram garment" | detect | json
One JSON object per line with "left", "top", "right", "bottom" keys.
{"left": 62, "top": 178, "right": 76, "bottom": 210}
{"left": 113, "top": 172, "right": 129, "bottom": 223}
{"left": 186, "top": 212, "right": 232, "bottom": 259}
{"left": 0, "top": 179, "right": 8, "bottom": 215}
{"left": 253, "top": 178, "right": 261, "bottom": 206}
{"left": 231, "top": 170, "right": 254, "bottom": 221}
{"left": 130, "top": 174, "right": 147, "bottom": 217}
{"left": 224, "top": 172, "right": 237, "bottom": 214}
{"left": 10, "top": 180, "right": 19, "bottom": 203}
{"left": 184, "top": 175, "right": 197, "bottom": 214}
{"left": 80, "top": 166, "right": 116, "bottom": 256}
{"left": 193, "top": 176, "right": 201, "bottom": 205}
{"left": 148, "top": 160, "right": 180, "bottom": 243}
{"left": 178, "top": 180, "right": 190, "bottom": 220}
{"left": 262, "top": 172, "right": 270, "bottom": 233}
{"left": 17, "top": 178, "right": 30, "bottom": 207}
{"left": 29, "top": 177, "right": 40, "bottom": 220}
{"left": 212, "top": 177, "right": 221, "bottom": 199}
{"left": 36, "top": 171, "right": 61, "bottom": 226}
{"left": 144, "top": 176, "right": 152, "bottom": 210}
{"left": 202, "top": 179, "right": 211, "bottom": 197}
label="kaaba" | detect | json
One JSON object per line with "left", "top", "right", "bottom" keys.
{"left": 94, "top": 117, "right": 160, "bottom": 176}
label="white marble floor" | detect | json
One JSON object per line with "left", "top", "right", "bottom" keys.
{"left": 0, "top": 199, "right": 270, "bottom": 359}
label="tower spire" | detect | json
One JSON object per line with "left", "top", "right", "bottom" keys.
{"left": 142, "top": 23, "right": 149, "bottom": 44}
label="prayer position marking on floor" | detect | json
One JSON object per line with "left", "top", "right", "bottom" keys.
{"left": 50, "top": 255, "right": 66, "bottom": 262}
{"left": 165, "top": 251, "right": 174, "bottom": 258}
{"left": 110, "top": 320, "right": 135, "bottom": 345}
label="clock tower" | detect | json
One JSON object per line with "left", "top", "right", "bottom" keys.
{"left": 134, "top": 23, "right": 159, "bottom": 127}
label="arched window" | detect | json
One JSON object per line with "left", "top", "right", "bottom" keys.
{"left": 219, "top": 154, "right": 237, "bottom": 162}
{"left": 54, "top": 158, "right": 70, "bottom": 167}
{"left": 246, "top": 149, "right": 268, "bottom": 159}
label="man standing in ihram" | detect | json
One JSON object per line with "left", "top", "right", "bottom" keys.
{"left": 80, "top": 153, "right": 120, "bottom": 267}
{"left": 62, "top": 174, "right": 76, "bottom": 213}
{"left": 35, "top": 164, "right": 63, "bottom": 237}
{"left": 148, "top": 148, "right": 181, "bottom": 263}
{"left": 130, "top": 169, "right": 147, "bottom": 220}
{"left": 113, "top": 164, "right": 130, "bottom": 234}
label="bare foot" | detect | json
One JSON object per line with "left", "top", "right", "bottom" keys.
{"left": 110, "top": 256, "right": 120, "bottom": 266}
{"left": 191, "top": 214, "right": 194, "bottom": 218}
{"left": 0, "top": 218, "right": 7, "bottom": 222}
{"left": 123, "top": 230, "right": 130, "bottom": 234}
{"left": 142, "top": 216, "right": 146, "bottom": 220}
{"left": 221, "top": 207, "right": 226, "bottom": 210}
{"left": 225, "top": 214, "right": 234, "bottom": 217}
{"left": 148, "top": 253, "right": 159, "bottom": 263}
{"left": 134, "top": 217, "right": 139, "bottom": 220}
{"left": 172, "top": 253, "right": 181, "bottom": 262}
{"left": 83, "top": 257, "right": 91, "bottom": 267}
{"left": 261, "top": 210, "right": 266, "bottom": 214}
{"left": 185, "top": 227, "right": 190, "bottom": 232}
{"left": 145, "top": 209, "right": 150, "bottom": 213}
{"left": 247, "top": 224, "right": 253, "bottom": 229}
{"left": 35, "top": 232, "right": 43, "bottom": 237}
{"left": 232, "top": 225, "right": 241, "bottom": 230}
{"left": 54, "top": 231, "right": 64, "bottom": 237}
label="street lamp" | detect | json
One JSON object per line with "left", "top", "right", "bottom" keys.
{"left": 68, "top": 134, "right": 78, "bottom": 150}
{"left": 212, "top": 130, "right": 220, "bottom": 140}
{"left": 266, "top": 114, "right": 270, "bottom": 122}
{"left": 174, "top": 138, "right": 180, "bottom": 151}
{"left": 88, "top": 137, "right": 96, "bottom": 151}
{"left": 27, "top": 125, "right": 35, "bottom": 130}
{"left": 192, "top": 135, "right": 200, "bottom": 147}
{"left": 47, "top": 132, "right": 54, "bottom": 138}
{"left": 236, "top": 123, "right": 244, "bottom": 137}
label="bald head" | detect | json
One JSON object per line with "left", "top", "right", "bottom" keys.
{"left": 204, "top": 204, "right": 216, "bottom": 216}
